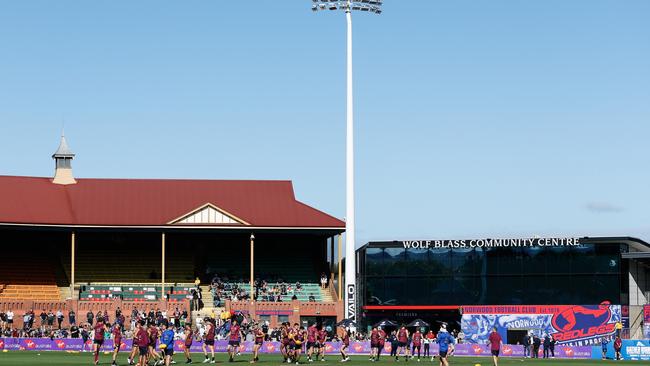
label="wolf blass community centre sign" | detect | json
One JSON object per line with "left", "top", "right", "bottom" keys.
{"left": 402, "top": 237, "right": 582, "bottom": 249}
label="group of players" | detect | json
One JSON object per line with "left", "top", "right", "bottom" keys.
{"left": 88, "top": 316, "right": 454, "bottom": 366}
{"left": 90, "top": 316, "right": 193, "bottom": 366}
{"left": 368, "top": 323, "right": 456, "bottom": 366}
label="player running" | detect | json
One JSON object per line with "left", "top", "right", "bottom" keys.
{"left": 291, "top": 325, "right": 306, "bottom": 364}
{"left": 396, "top": 326, "right": 409, "bottom": 362}
{"left": 412, "top": 329, "right": 422, "bottom": 361}
{"left": 280, "top": 323, "right": 291, "bottom": 363}
{"left": 251, "top": 324, "right": 265, "bottom": 363}
{"left": 92, "top": 317, "right": 108, "bottom": 365}
{"left": 202, "top": 319, "right": 216, "bottom": 364}
{"left": 148, "top": 323, "right": 163, "bottom": 366}
{"left": 111, "top": 323, "right": 123, "bottom": 366}
{"left": 436, "top": 324, "right": 454, "bottom": 366}
{"left": 127, "top": 322, "right": 141, "bottom": 365}
{"left": 488, "top": 327, "right": 503, "bottom": 366}
{"left": 183, "top": 325, "right": 194, "bottom": 364}
{"left": 316, "top": 326, "right": 328, "bottom": 362}
{"left": 160, "top": 322, "right": 175, "bottom": 366}
{"left": 370, "top": 327, "right": 380, "bottom": 361}
{"left": 227, "top": 319, "right": 243, "bottom": 362}
{"left": 377, "top": 327, "right": 386, "bottom": 361}
{"left": 306, "top": 323, "right": 318, "bottom": 362}
{"left": 340, "top": 327, "right": 350, "bottom": 362}
{"left": 134, "top": 321, "right": 150, "bottom": 366}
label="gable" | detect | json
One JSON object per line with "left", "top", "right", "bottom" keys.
{"left": 169, "top": 203, "right": 249, "bottom": 225}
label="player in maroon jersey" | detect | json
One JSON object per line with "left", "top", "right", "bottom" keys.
{"left": 289, "top": 324, "right": 306, "bottom": 365}
{"left": 317, "top": 326, "right": 328, "bottom": 362}
{"left": 377, "top": 327, "right": 387, "bottom": 360}
{"left": 111, "top": 323, "right": 123, "bottom": 366}
{"left": 227, "top": 319, "right": 243, "bottom": 362}
{"left": 135, "top": 321, "right": 150, "bottom": 366}
{"left": 340, "top": 327, "right": 350, "bottom": 362}
{"left": 183, "top": 325, "right": 194, "bottom": 364}
{"left": 92, "top": 318, "right": 108, "bottom": 365}
{"left": 370, "top": 327, "right": 380, "bottom": 361}
{"left": 280, "top": 323, "right": 291, "bottom": 363}
{"left": 412, "top": 329, "right": 423, "bottom": 361}
{"left": 306, "top": 323, "right": 318, "bottom": 362}
{"left": 250, "top": 324, "right": 265, "bottom": 363}
{"left": 127, "top": 322, "right": 141, "bottom": 366}
{"left": 396, "top": 326, "right": 410, "bottom": 362}
{"left": 202, "top": 319, "right": 216, "bottom": 364}
{"left": 148, "top": 324, "right": 163, "bottom": 365}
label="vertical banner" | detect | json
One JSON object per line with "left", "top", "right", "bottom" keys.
{"left": 643, "top": 305, "right": 650, "bottom": 339}
{"left": 346, "top": 284, "right": 357, "bottom": 322}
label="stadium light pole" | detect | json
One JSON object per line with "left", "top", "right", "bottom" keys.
{"left": 311, "top": 0, "right": 382, "bottom": 323}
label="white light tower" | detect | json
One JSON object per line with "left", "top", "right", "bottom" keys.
{"left": 311, "top": 0, "right": 382, "bottom": 323}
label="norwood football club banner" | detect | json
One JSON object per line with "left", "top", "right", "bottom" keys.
{"left": 461, "top": 304, "right": 621, "bottom": 347}
{"left": 0, "top": 338, "right": 593, "bottom": 358}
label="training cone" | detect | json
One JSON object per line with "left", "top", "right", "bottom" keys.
{"left": 475, "top": 364, "right": 481, "bottom": 366}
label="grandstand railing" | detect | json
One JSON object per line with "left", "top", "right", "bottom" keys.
{"left": 226, "top": 299, "right": 342, "bottom": 324}
{"left": 0, "top": 298, "right": 190, "bottom": 330}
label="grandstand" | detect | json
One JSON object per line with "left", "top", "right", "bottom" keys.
{"left": 0, "top": 135, "right": 345, "bottom": 329}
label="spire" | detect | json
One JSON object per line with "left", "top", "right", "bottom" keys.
{"left": 52, "top": 133, "right": 75, "bottom": 158}
{"left": 52, "top": 132, "right": 76, "bottom": 185}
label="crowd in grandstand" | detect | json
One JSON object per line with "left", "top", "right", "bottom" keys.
{"left": 208, "top": 276, "right": 320, "bottom": 306}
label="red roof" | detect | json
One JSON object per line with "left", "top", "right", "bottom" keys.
{"left": 0, "top": 176, "right": 345, "bottom": 228}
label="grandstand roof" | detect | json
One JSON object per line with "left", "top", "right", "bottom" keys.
{"left": 0, "top": 176, "right": 345, "bottom": 229}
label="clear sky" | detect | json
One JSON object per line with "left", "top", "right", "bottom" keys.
{"left": 0, "top": 1, "right": 648, "bottom": 245}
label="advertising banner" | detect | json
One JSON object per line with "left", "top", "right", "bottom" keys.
{"left": 461, "top": 304, "right": 621, "bottom": 347}
{"left": 0, "top": 338, "right": 593, "bottom": 358}
{"left": 594, "top": 340, "right": 650, "bottom": 361}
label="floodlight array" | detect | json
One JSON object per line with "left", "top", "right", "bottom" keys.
{"left": 311, "top": 0, "right": 382, "bottom": 14}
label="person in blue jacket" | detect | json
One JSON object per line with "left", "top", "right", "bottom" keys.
{"left": 601, "top": 336, "right": 609, "bottom": 360}
{"left": 160, "top": 321, "right": 175, "bottom": 366}
{"left": 436, "top": 323, "right": 455, "bottom": 366}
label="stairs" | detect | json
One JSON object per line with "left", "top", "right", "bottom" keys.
{"left": 321, "top": 286, "right": 335, "bottom": 302}
{"left": 59, "top": 286, "right": 73, "bottom": 301}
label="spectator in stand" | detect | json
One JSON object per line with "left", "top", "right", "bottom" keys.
{"left": 39, "top": 310, "right": 47, "bottom": 330}
{"left": 56, "top": 309, "right": 64, "bottom": 329}
{"left": 0, "top": 311, "right": 5, "bottom": 330}
{"left": 70, "top": 323, "right": 80, "bottom": 338}
{"left": 308, "top": 294, "right": 316, "bottom": 302}
{"left": 6, "top": 310, "right": 14, "bottom": 329}
{"left": 86, "top": 310, "right": 94, "bottom": 326}
{"left": 320, "top": 273, "right": 328, "bottom": 289}
{"left": 130, "top": 308, "right": 138, "bottom": 330}
{"left": 68, "top": 309, "right": 76, "bottom": 326}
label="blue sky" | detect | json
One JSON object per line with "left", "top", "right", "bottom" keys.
{"left": 0, "top": 1, "right": 648, "bottom": 245}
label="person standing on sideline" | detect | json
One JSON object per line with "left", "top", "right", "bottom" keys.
{"left": 615, "top": 321, "right": 623, "bottom": 338}
{"left": 423, "top": 330, "right": 434, "bottom": 358}
{"left": 614, "top": 336, "right": 622, "bottom": 360}
{"left": 436, "top": 324, "right": 454, "bottom": 366}
{"left": 389, "top": 331, "right": 399, "bottom": 358}
{"left": 601, "top": 336, "right": 610, "bottom": 359}
{"left": 488, "top": 327, "right": 502, "bottom": 366}
{"left": 532, "top": 334, "right": 541, "bottom": 358}
{"left": 522, "top": 333, "right": 530, "bottom": 358}
{"left": 549, "top": 335, "right": 556, "bottom": 358}
{"left": 542, "top": 334, "right": 550, "bottom": 358}
{"left": 86, "top": 310, "right": 94, "bottom": 326}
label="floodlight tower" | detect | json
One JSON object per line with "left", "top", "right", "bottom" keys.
{"left": 311, "top": 0, "right": 382, "bottom": 323}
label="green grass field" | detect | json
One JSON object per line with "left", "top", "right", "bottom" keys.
{"left": 0, "top": 353, "right": 648, "bottom": 366}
